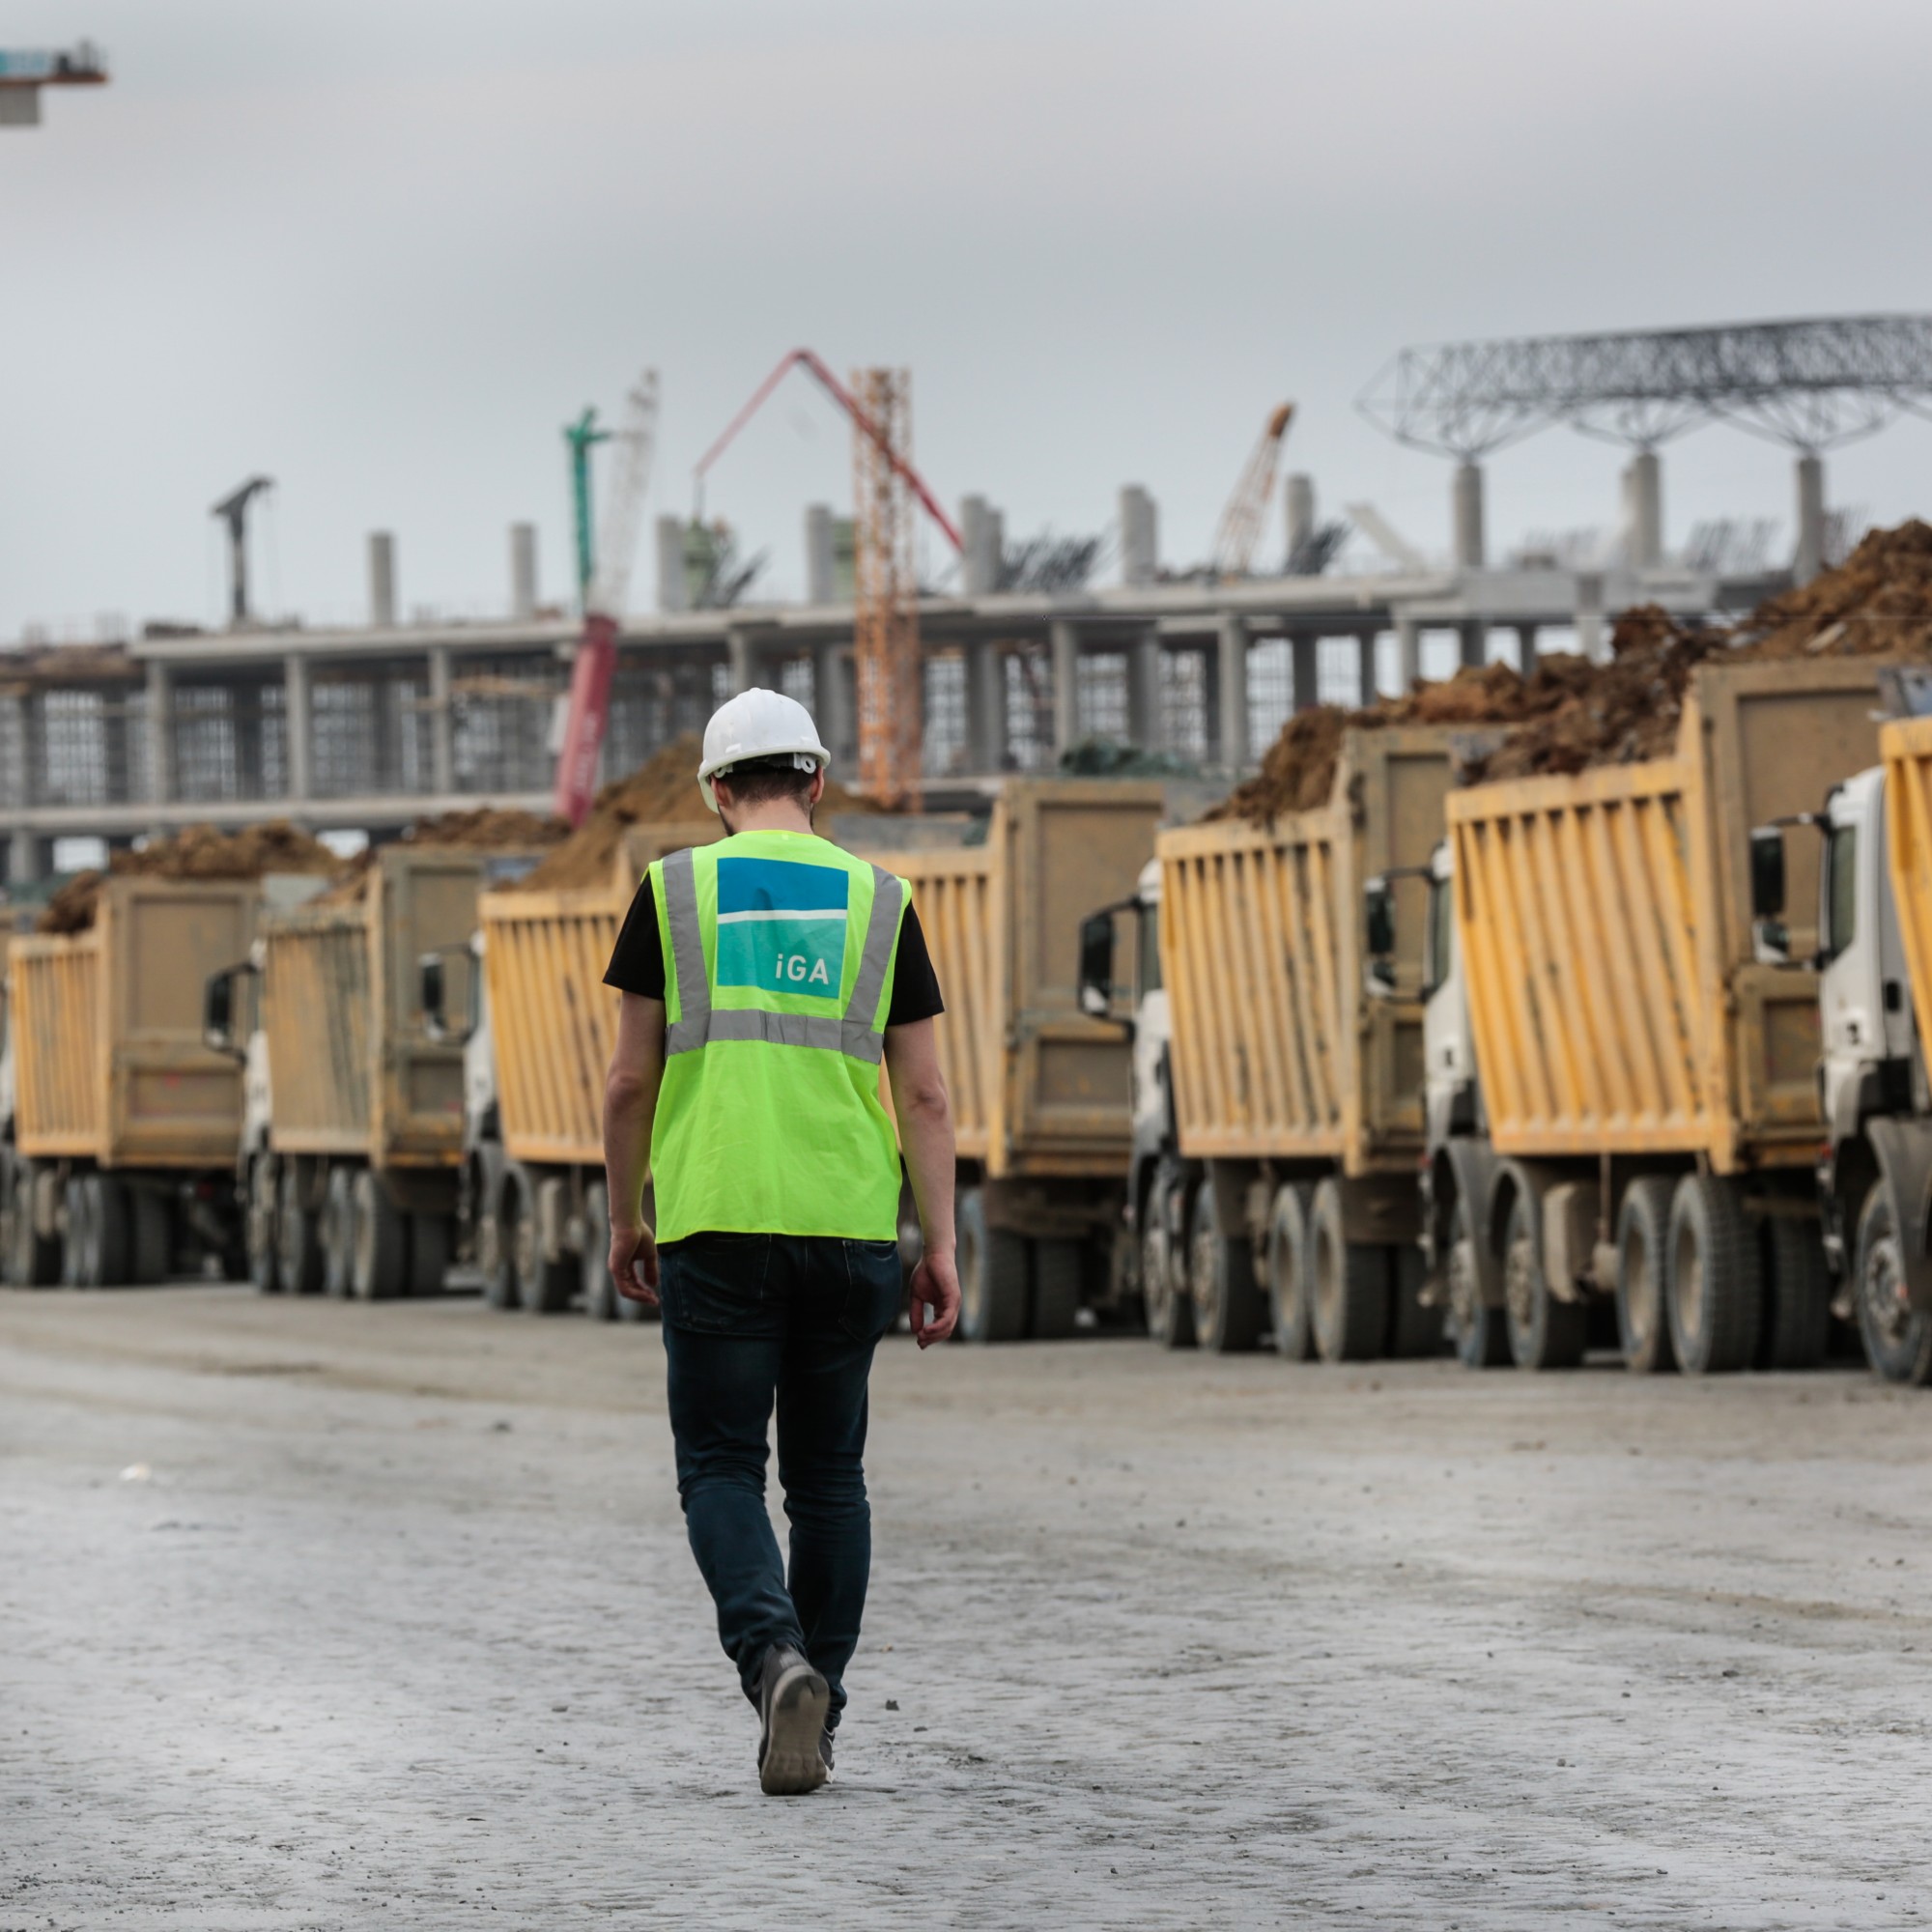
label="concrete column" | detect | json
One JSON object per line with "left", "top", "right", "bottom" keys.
{"left": 1575, "top": 573, "right": 1606, "bottom": 663}
{"left": 804, "top": 504, "right": 836, "bottom": 606}
{"left": 0, "top": 693, "right": 29, "bottom": 811}
{"left": 725, "top": 631, "right": 755, "bottom": 696}
{"left": 815, "top": 644, "right": 854, "bottom": 768}
{"left": 1794, "top": 454, "right": 1826, "bottom": 585}
{"left": 1628, "top": 451, "right": 1662, "bottom": 570}
{"left": 1119, "top": 486, "right": 1158, "bottom": 587}
{"left": 144, "top": 661, "right": 172, "bottom": 806}
{"left": 1356, "top": 629, "right": 1379, "bottom": 706}
{"left": 368, "top": 532, "right": 397, "bottom": 628}
{"left": 509, "top": 523, "right": 539, "bottom": 620}
{"left": 284, "top": 654, "right": 311, "bottom": 803}
{"left": 1459, "top": 622, "right": 1485, "bottom": 670}
{"left": 1128, "top": 629, "right": 1162, "bottom": 750}
{"left": 1051, "top": 620, "right": 1081, "bottom": 755}
{"left": 1216, "top": 614, "right": 1250, "bottom": 768}
{"left": 967, "top": 640, "right": 1007, "bottom": 773}
{"left": 428, "top": 646, "right": 454, "bottom": 796}
{"left": 656, "top": 516, "right": 688, "bottom": 612}
{"left": 1291, "top": 634, "right": 1321, "bottom": 713}
{"left": 1515, "top": 624, "right": 1539, "bottom": 674}
{"left": 1285, "top": 473, "right": 1316, "bottom": 569}
{"left": 1394, "top": 615, "right": 1423, "bottom": 692}
{"left": 959, "top": 497, "right": 997, "bottom": 597}
{"left": 1452, "top": 462, "right": 1485, "bottom": 569}
{"left": 8, "top": 829, "right": 40, "bottom": 887}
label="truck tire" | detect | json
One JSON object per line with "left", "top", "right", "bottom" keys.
{"left": 509, "top": 1164, "right": 574, "bottom": 1314}
{"left": 1030, "top": 1238, "right": 1083, "bottom": 1340}
{"left": 1388, "top": 1244, "right": 1446, "bottom": 1357}
{"left": 1265, "top": 1182, "right": 1316, "bottom": 1360}
{"left": 6, "top": 1160, "right": 60, "bottom": 1288}
{"left": 352, "top": 1170, "right": 410, "bottom": 1301}
{"left": 1446, "top": 1194, "right": 1509, "bottom": 1369}
{"left": 246, "top": 1157, "right": 280, "bottom": 1293}
{"left": 92, "top": 1176, "right": 130, "bottom": 1288}
{"left": 1615, "top": 1176, "right": 1677, "bottom": 1374}
{"left": 1760, "top": 1215, "right": 1830, "bottom": 1371}
{"left": 61, "top": 1175, "right": 91, "bottom": 1288}
{"left": 956, "top": 1188, "right": 1028, "bottom": 1343}
{"left": 410, "top": 1213, "right": 451, "bottom": 1297}
{"left": 1852, "top": 1185, "right": 1932, "bottom": 1386}
{"left": 1188, "top": 1183, "right": 1262, "bottom": 1353}
{"left": 277, "top": 1166, "right": 324, "bottom": 1296}
{"left": 1503, "top": 1189, "right": 1586, "bottom": 1371}
{"left": 1667, "top": 1175, "right": 1763, "bottom": 1376}
{"left": 1309, "top": 1179, "right": 1388, "bottom": 1363}
{"left": 322, "top": 1169, "right": 355, "bottom": 1297}
{"left": 1143, "top": 1222, "right": 1194, "bottom": 1350}
{"left": 582, "top": 1179, "right": 616, "bottom": 1321}
{"left": 129, "top": 1187, "right": 172, "bottom": 1286}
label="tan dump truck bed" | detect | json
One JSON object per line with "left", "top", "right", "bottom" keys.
{"left": 873, "top": 780, "right": 1164, "bottom": 1180}
{"left": 1884, "top": 715, "right": 1932, "bottom": 1042}
{"left": 1158, "top": 726, "right": 1453, "bottom": 1175}
{"left": 263, "top": 846, "right": 529, "bottom": 1168}
{"left": 1449, "top": 658, "right": 1889, "bottom": 1172}
{"left": 479, "top": 822, "right": 720, "bottom": 1169}
{"left": 10, "top": 877, "right": 258, "bottom": 1167}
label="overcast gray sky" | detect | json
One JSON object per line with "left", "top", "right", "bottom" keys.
{"left": 5, "top": 0, "right": 1932, "bottom": 639}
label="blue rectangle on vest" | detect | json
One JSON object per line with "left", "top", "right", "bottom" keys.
{"left": 717, "top": 856, "right": 849, "bottom": 916}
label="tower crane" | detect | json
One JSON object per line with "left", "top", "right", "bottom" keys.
{"left": 1211, "top": 402, "right": 1294, "bottom": 579}
{"left": 552, "top": 368, "right": 659, "bottom": 826}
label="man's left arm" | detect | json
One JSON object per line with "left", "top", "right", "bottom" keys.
{"left": 604, "top": 991, "right": 668, "bottom": 1303}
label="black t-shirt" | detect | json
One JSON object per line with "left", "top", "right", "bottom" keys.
{"left": 604, "top": 872, "right": 945, "bottom": 1027}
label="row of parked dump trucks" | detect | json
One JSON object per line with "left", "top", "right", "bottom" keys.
{"left": 3, "top": 651, "right": 1932, "bottom": 1384}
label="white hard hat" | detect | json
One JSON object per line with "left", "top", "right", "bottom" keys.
{"left": 697, "top": 687, "right": 831, "bottom": 813}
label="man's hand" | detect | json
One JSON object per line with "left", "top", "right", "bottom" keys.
{"left": 908, "top": 1246, "right": 959, "bottom": 1348}
{"left": 611, "top": 1221, "right": 660, "bottom": 1307}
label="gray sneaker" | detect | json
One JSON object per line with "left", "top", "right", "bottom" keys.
{"left": 757, "top": 1645, "right": 830, "bottom": 1796}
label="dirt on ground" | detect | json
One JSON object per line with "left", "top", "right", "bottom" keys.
{"left": 37, "top": 821, "right": 343, "bottom": 934}
{"left": 5, "top": 1286, "right": 1932, "bottom": 1929}
{"left": 1467, "top": 520, "right": 1932, "bottom": 782}
{"left": 513, "top": 734, "right": 884, "bottom": 893}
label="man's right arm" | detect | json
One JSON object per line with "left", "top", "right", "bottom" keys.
{"left": 883, "top": 1017, "right": 959, "bottom": 1348}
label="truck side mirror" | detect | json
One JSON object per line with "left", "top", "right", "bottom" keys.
{"left": 1078, "top": 911, "right": 1117, "bottom": 1019}
{"left": 421, "top": 945, "right": 476, "bottom": 1044}
{"left": 1748, "top": 826, "right": 1790, "bottom": 965}
{"left": 1363, "top": 877, "right": 1397, "bottom": 1000}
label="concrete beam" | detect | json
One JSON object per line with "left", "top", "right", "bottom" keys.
{"left": 1395, "top": 615, "right": 1422, "bottom": 693}
{"left": 144, "top": 661, "right": 172, "bottom": 807}
{"left": 1051, "top": 620, "right": 1080, "bottom": 755}
{"left": 1459, "top": 622, "right": 1485, "bottom": 670}
{"left": 1291, "top": 635, "right": 1320, "bottom": 713}
{"left": 1453, "top": 462, "right": 1485, "bottom": 569}
{"left": 428, "top": 646, "right": 454, "bottom": 797}
{"left": 283, "top": 654, "right": 312, "bottom": 804}
{"left": 1128, "top": 629, "right": 1161, "bottom": 750}
{"left": 1216, "top": 614, "right": 1250, "bottom": 767}
{"left": 726, "top": 630, "right": 755, "bottom": 696}
{"left": 1628, "top": 452, "right": 1662, "bottom": 570}
{"left": 1794, "top": 455, "right": 1826, "bottom": 586}
{"left": 815, "top": 643, "right": 854, "bottom": 769}
{"left": 968, "top": 639, "right": 1006, "bottom": 773}
{"left": 1357, "top": 629, "right": 1379, "bottom": 706}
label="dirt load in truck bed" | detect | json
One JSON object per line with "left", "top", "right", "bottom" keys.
{"left": 37, "top": 822, "right": 341, "bottom": 935}
{"left": 509, "top": 734, "right": 884, "bottom": 893}
{"left": 1465, "top": 520, "right": 1932, "bottom": 783}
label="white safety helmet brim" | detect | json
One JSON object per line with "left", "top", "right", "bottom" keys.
{"left": 696, "top": 687, "right": 832, "bottom": 813}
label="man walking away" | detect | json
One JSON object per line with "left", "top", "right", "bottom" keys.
{"left": 601, "top": 689, "right": 960, "bottom": 1796}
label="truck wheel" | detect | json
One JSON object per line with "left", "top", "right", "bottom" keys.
{"left": 410, "top": 1213, "right": 451, "bottom": 1297}
{"left": 1615, "top": 1176, "right": 1677, "bottom": 1374}
{"left": 129, "top": 1187, "right": 172, "bottom": 1286}
{"left": 322, "top": 1169, "right": 355, "bottom": 1297}
{"left": 92, "top": 1176, "right": 130, "bottom": 1288}
{"left": 1188, "top": 1184, "right": 1262, "bottom": 1352}
{"left": 1030, "top": 1239, "right": 1083, "bottom": 1340}
{"left": 245, "top": 1157, "right": 280, "bottom": 1294}
{"left": 1667, "top": 1175, "right": 1762, "bottom": 1376}
{"left": 509, "top": 1165, "right": 573, "bottom": 1314}
{"left": 1760, "top": 1216, "right": 1830, "bottom": 1371}
{"left": 956, "top": 1189, "right": 1028, "bottom": 1343}
{"left": 1853, "top": 1186, "right": 1932, "bottom": 1386}
{"left": 1446, "top": 1195, "right": 1509, "bottom": 1369}
{"left": 1503, "top": 1189, "right": 1586, "bottom": 1371}
{"left": 277, "top": 1166, "right": 324, "bottom": 1295}
{"left": 1308, "top": 1179, "right": 1388, "bottom": 1363}
{"left": 1388, "top": 1244, "right": 1445, "bottom": 1357}
{"left": 6, "top": 1160, "right": 60, "bottom": 1288}
{"left": 352, "top": 1170, "right": 410, "bottom": 1301}
{"left": 1265, "top": 1182, "right": 1316, "bottom": 1360}
{"left": 582, "top": 1180, "right": 616, "bottom": 1321}
{"left": 1143, "top": 1221, "right": 1194, "bottom": 1349}
{"left": 61, "top": 1176, "right": 92, "bottom": 1288}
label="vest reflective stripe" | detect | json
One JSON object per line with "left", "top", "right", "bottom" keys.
{"left": 659, "top": 843, "right": 901, "bottom": 1062}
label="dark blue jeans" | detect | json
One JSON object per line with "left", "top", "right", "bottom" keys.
{"left": 658, "top": 1232, "right": 903, "bottom": 1732}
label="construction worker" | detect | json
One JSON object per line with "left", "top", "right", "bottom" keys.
{"left": 601, "top": 688, "right": 960, "bottom": 1797}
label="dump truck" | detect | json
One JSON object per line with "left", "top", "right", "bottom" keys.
{"left": 0, "top": 875, "right": 287, "bottom": 1287}
{"left": 1437, "top": 656, "right": 1891, "bottom": 1375}
{"left": 205, "top": 843, "right": 544, "bottom": 1300}
{"left": 1079, "top": 726, "right": 1455, "bottom": 1360}
{"left": 1764, "top": 701, "right": 1932, "bottom": 1384}
{"left": 871, "top": 780, "right": 1163, "bottom": 1342}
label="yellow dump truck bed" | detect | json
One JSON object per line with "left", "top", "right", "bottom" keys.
{"left": 263, "top": 846, "right": 527, "bottom": 1168}
{"left": 872, "top": 780, "right": 1164, "bottom": 1180}
{"left": 1159, "top": 726, "right": 1454, "bottom": 1175}
{"left": 11, "top": 877, "right": 258, "bottom": 1168}
{"left": 1883, "top": 714, "right": 1932, "bottom": 1042}
{"left": 1450, "top": 657, "right": 1889, "bottom": 1172}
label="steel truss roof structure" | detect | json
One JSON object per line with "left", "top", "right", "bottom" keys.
{"left": 1358, "top": 315, "right": 1932, "bottom": 458}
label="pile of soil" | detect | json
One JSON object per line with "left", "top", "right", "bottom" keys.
{"left": 1468, "top": 521, "right": 1932, "bottom": 782}
{"left": 38, "top": 822, "right": 342, "bottom": 935}
{"left": 1208, "top": 657, "right": 1596, "bottom": 825}
{"left": 311, "top": 807, "right": 572, "bottom": 906}
{"left": 511, "top": 735, "right": 883, "bottom": 894}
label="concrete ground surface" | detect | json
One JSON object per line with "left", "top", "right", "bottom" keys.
{"left": 3, "top": 1288, "right": 1931, "bottom": 1932}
